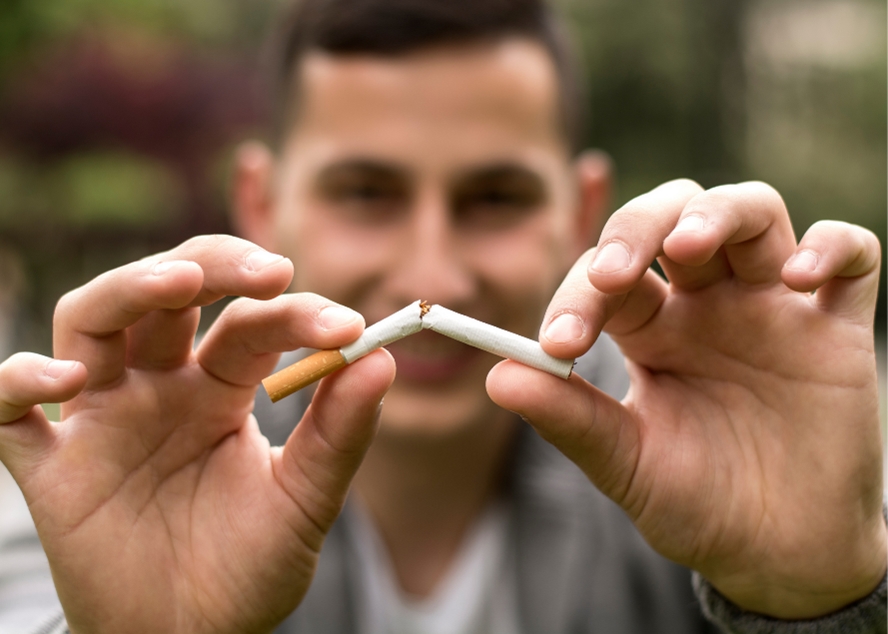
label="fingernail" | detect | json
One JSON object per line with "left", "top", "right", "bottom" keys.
{"left": 786, "top": 250, "right": 818, "bottom": 272}
{"left": 673, "top": 214, "right": 705, "bottom": 233}
{"left": 375, "top": 399, "right": 385, "bottom": 424}
{"left": 318, "top": 305, "right": 361, "bottom": 330}
{"left": 544, "top": 312, "right": 585, "bottom": 344}
{"left": 590, "top": 242, "right": 631, "bottom": 274}
{"left": 45, "top": 359, "right": 77, "bottom": 379}
{"left": 244, "top": 250, "right": 285, "bottom": 272}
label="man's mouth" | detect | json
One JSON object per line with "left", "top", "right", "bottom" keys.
{"left": 385, "top": 330, "right": 483, "bottom": 383}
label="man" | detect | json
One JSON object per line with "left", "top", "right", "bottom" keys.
{"left": 0, "top": 0, "right": 885, "bottom": 632}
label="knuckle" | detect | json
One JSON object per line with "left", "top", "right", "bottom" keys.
{"left": 187, "top": 234, "right": 227, "bottom": 250}
{"left": 292, "top": 291, "right": 325, "bottom": 307}
{"left": 53, "top": 290, "right": 79, "bottom": 323}
{"left": 606, "top": 203, "right": 656, "bottom": 233}
{"left": 176, "top": 235, "right": 204, "bottom": 253}
{"left": 863, "top": 229, "right": 882, "bottom": 256}
{"left": 661, "top": 178, "right": 703, "bottom": 195}
{"left": 5, "top": 351, "right": 37, "bottom": 367}
{"left": 738, "top": 181, "right": 786, "bottom": 209}
{"left": 574, "top": 247, "right": 598, "bottom": 270}
{"left": 219, "top": 296, "right": 258, "bottom": 322}
{"left": 806, "top": 220, "right": 848, "bottom": 243}
{"left": 0, "top": 353, "right": 19, "bottom": 375}
{"left": 853, "top": 227, "right": 882, "bottom": 263}
{"left": 176, "top": 234, "right": 242, "bottom": 261}
{"left": 809, "top": 219, "right": 839, "bottom": 231}
{"left": 611, "top": 180, "right": 705, "bottom": 232}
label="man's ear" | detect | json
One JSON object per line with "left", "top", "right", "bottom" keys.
{"left": 231, "top": 141, "right": 277, "bottom": 250}
{"left": 571, "top": 149, "right": 613, "bottom": 258}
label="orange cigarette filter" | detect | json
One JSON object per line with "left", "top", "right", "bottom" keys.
{"left": 262, "top": 301, "right": 426, "bottom": 402}
{"left": 262, "top": 349, "right": 347, "bottom": 402}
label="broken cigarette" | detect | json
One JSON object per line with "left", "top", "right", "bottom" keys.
{"left": 262, "top": 300, "right": 573, "bottom": 402}
{"left": 421, "top": 305, "right": 573, "bottom": 379}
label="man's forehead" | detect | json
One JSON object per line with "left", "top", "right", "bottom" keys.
{"left": 285, "top": 38, "right": 568, "bottom": 160}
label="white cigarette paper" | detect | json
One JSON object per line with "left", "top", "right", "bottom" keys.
{"left": 339, "top": 300, "right": 424, "bottom": 363}
{"left": 421, "top": 305, "right": 573, "bottom": 379}
{"left": 264, "top": 299, "right": 573, "bottom": 402}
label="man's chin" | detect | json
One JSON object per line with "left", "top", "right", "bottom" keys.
{"left": 376, "top": 376, "right": 503, "bottom": 440}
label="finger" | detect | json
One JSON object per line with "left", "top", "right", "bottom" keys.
{"left": 662, "top": 182, "right": 796, "bottom": 287}
{"left": 0, "top": 353, "right": 87, "bottom": 423}
{"left": 55, "top": 237, "right": 293, "bottom": 389}
{"left": 157, "top": 234, "right": 294, "bottom": 307}
{"left": 126, "top": 236, "right": 294, "bottom": 368}
{"left": 54, "top": 259, "right": 205, "bottom": 389}
{"left": 196, "top": 294, "right": 365, "bottom": 387}
{"left": 540, "top": 248, "right": 668, "bottom": 359}
{"left": 0, "top": 353, "right": 87, "bottom": 471}
{"left": 587, "top": 179, "right": 704, "bottom": 294}
{"left": 782, "top": 221, "right": 882, "bottom": 322}
{"left": 486, "top": 359, "right": 640, "bottom": 505}
{"left": 273, "top": 349, "right": 395, "bottom": 547}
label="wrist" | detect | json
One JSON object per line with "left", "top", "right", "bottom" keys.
{"left": 695, "top": 569, "right": 888, "bottom": 634}
{"left": 706, "top": 509, "right": 888, "bottom": 619}
{"left": 714, "top": 562, "right": 887, "bottom": 619}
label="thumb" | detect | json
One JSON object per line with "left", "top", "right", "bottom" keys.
{"left": 0, "top": 353, "right": 86, "bottom": 478}
{"left": 274, "top": 348, "right": 395, "bottom": 549}
{"left": 486, "top": 359, "right": 641, "bottom": 505}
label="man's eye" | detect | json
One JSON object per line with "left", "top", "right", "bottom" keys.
{"left": 469, "top": 190, "right": 524, "bottom": 205}
{"left": 337, "top": 184, "right": 396, "bottom": 202}
{"left": 322, "top": 181, "right": 395, "bottom": 203}
{"left": 454, "top": 188, "right": 541, "bottom": 228}
{"left": 323, "top": 182, "right": 407, "bottom": 224}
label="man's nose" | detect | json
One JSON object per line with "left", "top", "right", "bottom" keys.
{"left": 385, "top": 189, "right": 475, "bottom": 306}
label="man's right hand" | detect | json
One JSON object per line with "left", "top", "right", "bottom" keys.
{"left": 0, "top": 235, "right": 395, "bottom": 634}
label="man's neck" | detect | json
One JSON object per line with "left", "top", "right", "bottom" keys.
{"left": 352, "top": 409, "right": 518, "bottom": 598}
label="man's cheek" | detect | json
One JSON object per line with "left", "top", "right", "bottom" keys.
{"left": 476, "top": 232, "right": 559, "bottom": 295}
{"left": 292, "top": 222, "right": 390, "bottom": 294}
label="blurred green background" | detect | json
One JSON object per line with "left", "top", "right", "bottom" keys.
{"left": 0, "top": 0, "right": 885, "bottom": 364}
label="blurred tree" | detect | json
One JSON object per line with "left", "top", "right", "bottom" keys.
{"left": 0, "top": 0, "right": 278, "bottom": 351}
{"left": 742, "top": 1, "right": 886, "bottom": 326}
{"left": 559, "top": 0, "right": 886, "bottom": 326}
{"left": 563, "top": 0, "right": 747, "bottom": 191}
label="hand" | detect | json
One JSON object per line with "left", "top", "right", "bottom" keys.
{"left": 487, "top": 180, "right": 886, "bottom": 619}
{"left": 0, "top": 235, "right": 395, "bottom": 634}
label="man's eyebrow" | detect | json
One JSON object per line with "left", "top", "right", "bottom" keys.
{"left": 452, "top": 162, "right": 546, "bottom": 187}
{"left": 315, "top": 159, "right": 411, "bottom": 182}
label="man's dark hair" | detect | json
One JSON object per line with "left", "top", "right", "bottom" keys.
{"left": 269, "top": 0, "right": 585, "bottom": 154}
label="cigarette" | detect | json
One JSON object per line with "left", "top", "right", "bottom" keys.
{"left": 420, "top": 305, "right": 574, "bottom": 379}
{"left": 262, "top": 300, "right": 573, "bottom": 402}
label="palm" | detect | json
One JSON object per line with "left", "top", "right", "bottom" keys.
{"left": 36, "top": 369, "right": 291, "bottom": 632}
{"left": 614, "top": 280, "right": 879, "bottom": 576}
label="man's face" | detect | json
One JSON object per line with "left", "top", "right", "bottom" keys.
{"left": 259, "top": 39, "right": 591, "bottom": 436}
